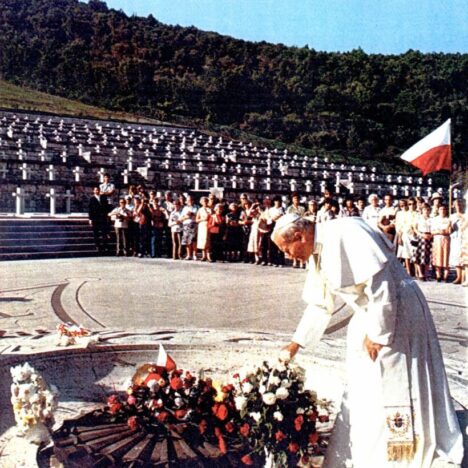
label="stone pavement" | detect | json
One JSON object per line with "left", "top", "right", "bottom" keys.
{"left": 1, "top": 256, "right": 466, "bottom": 404}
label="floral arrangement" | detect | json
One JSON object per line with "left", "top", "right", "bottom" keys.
{"left": 101, "top": 353, "right": 331, "bottom": 466}
{"left": 56, "top": 322, "right": 90, "bottom": 346}
{"left": 10, "top": 362, "right": 59, "bottom": 443}
{"left": 232, "top": 355, "right": 331, "bottom": 466}
{"left": 105, "top": 364, "right": 242, "bottom": 458}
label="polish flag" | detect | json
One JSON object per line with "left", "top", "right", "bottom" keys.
{"left": 156, "top": 344, "right": 176, "bottom": 371}
{"left": 400, "top": 119, "right": 451, "bottom": 176}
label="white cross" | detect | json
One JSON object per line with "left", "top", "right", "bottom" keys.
{"left": 265, "top": 177, "right": 271, "bottom": 191}
{"left": 386, "top": 175, "right": 392, "bottom": 183}
{"left": 403, "top": 185, "right": 409, "bottom": 197}
{"left": 167, "top": 174, "right": 173, "bottom": 188}
{"left": 426, "top": 187, "right": 432, "bottom": 197}
{"left": 391, "top": 185, "right": 398, "bottom": 196}
{"left": 236, "top": 164, "right": 242, "bottom": 174}
{"left": 252, "top": 165, "right": 257, "bottom": 175}
{"left": 335, "top": 173, "right": 341, "bottom": 193}
{"left": 78, "top": 144, "right": 83, "bottom": 156}
{"left": 72, "top": 166, "right": 82, "bottom": 182}
{"left": 163, "top": 159, "right": 170, "bottom": 170}
{"left": 365, "top": 184, "right": 370, "bottom": 194}
{"left": 145, "top": 158, "right": 152, "bottom": 168}
{"left": 61, "top": 150, "right": 68, "bottom": 163}
{"left": 415, "top": 186, "right": 422, "bottom": 197}
{"left": 12, "top": 187, "right": 26, "bottom": 215}
{"left": 348, "top": 182, "right": 355, "bottom": 194}
{"left": 127, "top": 157, "right": 133, "bottom": 171}
{"left": 197, "top": 161, "right": 203, "bottom": 172}
{"left": 181, "top": 160, "right": 186, "bottom": 171}
{"left": 46, "top": 188, "right": 58, "bottom": 216}
{"left": 221, "top": 163, "right": 227, "bottom": 173}
{"left": 320, "top": 181, "right": 326, "bottom": 193}
{"left": 249, "top": 177, "right": 255, "bottom": 190}
{"left": 212, "top": 174, "right": 219, "bottom": 188}
{"left": 97, "top": 168, "right": 106, "bottom": 183}
{"left": 230, "top": 175, "right": 237, "bottom": 189}
{"left": 20, "top": 163, "right": 29, "bottom": 180}
{"left": 427, "top": 178, "right": 432, "bottom": 186}
{"left": 290, "top": 179, "right": 297, "bottom": 192}
{"left": 193, "top": 173, "right": 200, "bottom": 191}
{"left": 95, "top": 145, "right": 101, "bottom": 154}
{"left": 46, "top": 164, "right": 55, "bottom": 181}
{"left": 63, "top": 190, "right": 74, "bottom": 214}
{"left": 17, "top": 149, "right": 24, "bottom": 160}
{"left": 121, "top": 169, "right": 130, "bottom": 184}
{"left": 305, "top": 180, "right": 312, "bottom": 193}
{"left": 0, "top": 163, "right": 8, "bottom": 179}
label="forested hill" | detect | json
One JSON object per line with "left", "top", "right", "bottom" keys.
{"left": 0, "top": 0, "right": 466, "bottom": 169}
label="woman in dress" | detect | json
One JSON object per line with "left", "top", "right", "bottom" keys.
{"left": 449, "top": 199, "right": 464, "bottom": 284}
{"left": 246, "top": 202, "right": 262, "bottom": 265}
{"left": 396, "top": 198, "right": 418, "bottom": 276}
{"left": 168, "top": 199, "right": 183, "bottom": 260}
{"left": 180, "top": 195, "right": 198, "bottom": 260}
{"left": 208, "top": 203, "right": 226, "bottom": 262}
{"left": 431, "top": 205, "right": 452, "bottom": 282}
{"left": 196, "top": 197, "right": 212, "bottom": 262}
{"left": 413, "top": 203, "right": 432, "bottom": 281}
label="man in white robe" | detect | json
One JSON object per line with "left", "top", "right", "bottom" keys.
{"left": 271, "top": 215, "right": 463, "bottom": 468}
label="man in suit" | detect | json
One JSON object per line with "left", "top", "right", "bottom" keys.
{"left": 88, "top": 187, "right": 108, "bottom": 253}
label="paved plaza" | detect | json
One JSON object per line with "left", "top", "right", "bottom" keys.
{"left": 1, "top": 256, "right": 466, "bottom": 404}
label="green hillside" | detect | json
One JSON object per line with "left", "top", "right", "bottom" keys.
{"left": 0, "top": 79, "right": 161, "bottom": 124}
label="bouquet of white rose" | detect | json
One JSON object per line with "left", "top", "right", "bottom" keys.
{"left": 10, "top": 362, "right": 59, "bottom": 444}
{"left": 232, "top": 356, "right": 331, "bottom": 467}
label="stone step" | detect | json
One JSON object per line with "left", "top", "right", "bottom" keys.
{"left": 0, "top": 242, "right": 97, "bottom": 254}
{"left": 0, "top": 250, "right": 108, "bottom": 261}
{"left": 0, "top": 225, "right": 94, "bottom": 234}
{"left": 0, "top": 236, "right": 96, "bottom": 246}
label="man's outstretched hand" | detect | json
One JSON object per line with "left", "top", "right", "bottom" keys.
{"left": 280, "top": 342, "right": 301, "bottom": 361}
{"left": 363, "top": 335, "right": 383, "bottom": 361}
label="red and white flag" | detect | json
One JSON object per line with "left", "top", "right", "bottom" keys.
{"left": 400, "top": 119, "right": 451, "bottom": 176}
{"left": 156, "top": 344, "right": 176, "bottom": 371}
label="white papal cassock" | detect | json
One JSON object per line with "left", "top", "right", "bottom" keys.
{"left": 292, "top": 217, "right": 463, "bottom": 468}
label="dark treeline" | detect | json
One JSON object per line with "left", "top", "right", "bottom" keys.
{"left": 0, "top": 0, "right": 466, "bottom": 169}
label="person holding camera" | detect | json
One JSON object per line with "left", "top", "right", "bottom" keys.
{"left": 108, "top": 198, "right": 131, "bottom": 256}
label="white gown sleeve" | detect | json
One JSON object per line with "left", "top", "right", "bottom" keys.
{"left": 292, "top": 304, "right": 332, "bottom": 349}
{"left": 363, "top": 265, "right": 397, "bottom": 346}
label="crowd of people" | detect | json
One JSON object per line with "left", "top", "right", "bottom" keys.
{"left": 88, "top": 174, "right": 467, "bottom": 285}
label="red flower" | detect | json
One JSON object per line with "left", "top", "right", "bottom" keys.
{"left": 239, "top": 423, "right": 250, "bottom": 437}
{"left": 218, "top": 435, "right": 227, "bottom": 454}
{"left": 107, "top": 394, "right": 119, "bottom": 405}
{"left": 294, "top": 415, "right": 304, "bottom": 431}
{"left": 175, "top": 409, "right": 187, "bottom": 419}
{"left": 308, "top": 411, "right": 318, "bottom": 422}
{"left": 308, "top": 432, "right": 319, "bottom": 444}
{"left": 109, "top": 402, "right": 123, "bottom": 414}
{"left": 199, "top": 419, "right": 208, "bottom": 434}
{"left": 144, "top": 372, "right": 161, "bottom": 385}
{"left": 156, "top": 411, "right": 169, "bottom": 423}
{"left": 233, "top": 373, "right": 240, "bottom": 379}
{"left": 223, "top": 384, "right": 234, "bottom": 393}
{"left": 225, "top": 421, "right": 235, "bottom": 433}
{"left": 242, "top": 378, "right": 250, "bottom": 383}
{"left": 127, "top": 416, "right": 139, "bottom": 431}
{"left": 241, "top": 454, "right": 254, "bottom": 465}
{"left": 170, "top": 376, "right": 183, "bottom": 391}
{"left": 275, "top": 430, "right": 286, "bottom": 442}
{"left": 318, "top": 415, "right": 329, "bottom": 423}
{"left": 301, "top": 455, "right": 310, "bottom": 464}
{"left": 288, "top": 442, "right": 300, "bottom": 453}
{"left": 215, "top": 403, "right": 229, "bottom": 421}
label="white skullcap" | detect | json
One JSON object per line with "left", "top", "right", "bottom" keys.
{"left": 273, "top": 213, "right": 301, "bottom": 233}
